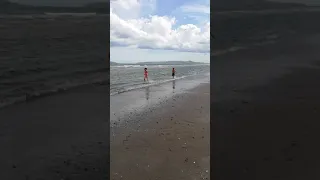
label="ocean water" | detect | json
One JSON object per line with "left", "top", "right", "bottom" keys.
{"left": 0, "top": 14, "right": 109, "bottom": 108}
{"left": 110, "top": 65, "right": 210, "bottom": 95}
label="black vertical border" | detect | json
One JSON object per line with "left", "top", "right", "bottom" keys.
{"left": 0, "top": 1, "right": 111, "bottom": 179}
{"left": 106, "top": 0, "right": 111, "bottom": 179}
{"left": 209, "top": 3, "right": 320, "bottom": 180}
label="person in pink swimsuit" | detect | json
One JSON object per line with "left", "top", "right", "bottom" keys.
{"left": 144, "top": 68, "right": 148, "bottom": 82}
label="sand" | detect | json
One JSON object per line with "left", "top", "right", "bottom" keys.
{"left": 211, "top": 34, "right": 320, "bottom": 180}
{"left": 110, "top": 83, "right": 210, "bottom": 180}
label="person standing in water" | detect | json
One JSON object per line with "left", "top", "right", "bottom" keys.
{"left": 144, "top": 68, "right": 149, "bottom": 82}
{"left": 172, "top": 68, "right": 175, "bottom": 79}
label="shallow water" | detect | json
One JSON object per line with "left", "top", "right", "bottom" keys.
{"left": 110, "top": 65, "right": 210, "bottom": 95}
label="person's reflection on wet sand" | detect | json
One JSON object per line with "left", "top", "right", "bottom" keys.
{"left": 145, "top": 86, "right": 150, "bottom": 100}
{"left": 172, "top": 80, "right": 176, "bottom": 93}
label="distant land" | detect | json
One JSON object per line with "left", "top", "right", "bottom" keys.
{"left": 110, "top": 61, "right": 208, "bottom": 66}
{"left": 0, "top": 0, "right": 109, "bottom": 14}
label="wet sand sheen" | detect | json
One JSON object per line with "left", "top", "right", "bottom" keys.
{"left": 110, "top": 83, "right": 210, "bottom": 180}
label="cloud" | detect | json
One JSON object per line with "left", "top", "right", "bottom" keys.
{"left": 110, "top": 0, "right": 156, "bottom": 19}
{"left": 110, "top": 0, "right": 210, "bottom": 53}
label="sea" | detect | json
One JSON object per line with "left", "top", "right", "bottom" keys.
{"left": 1, "top": 9, "right": 320, "bottom": 108}
{"left": 110, "top": 64, "right": 210, "bottom": 95}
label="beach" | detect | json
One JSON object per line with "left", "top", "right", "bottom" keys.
{"left": 1, "top": 8, "right": 320, "bottom": 180}
{"left": 0, "top": 13, "right": 211, "bottom": 179}
{"left": 211, "top": 34, "right": 320, "bottom": 179}
{"left": 110, "top": 76, "right": 210, "bottom": 180}
{"left": 3, "top": 31, "right": 320, "bottom": 179}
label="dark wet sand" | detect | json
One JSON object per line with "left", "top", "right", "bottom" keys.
{"left": 212, "top": 34, "right": 320, "bottom": 180}
{"left": 0, "top": 84, "right": 109, "bottom": 180}
{"left": 110, "top": 83, "right": 210, "bottom": 180}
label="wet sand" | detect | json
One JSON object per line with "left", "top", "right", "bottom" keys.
{"left": 0, "top": 84, "right": 109, "bottom": 180}
{"left": 212, "top": 34, "right": 320, "bottom": 179}
{"left": 110, "top": 82, "right": 210, "bottom": 180}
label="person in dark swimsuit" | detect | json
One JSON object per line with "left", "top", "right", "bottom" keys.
{"left": 172, "top": 68, "right": 175, "bottom": 78}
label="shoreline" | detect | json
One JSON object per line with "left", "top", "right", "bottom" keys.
{"left": 110, "top": 74, "right": 209, "bottom": 123}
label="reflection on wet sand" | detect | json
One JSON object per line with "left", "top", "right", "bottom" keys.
{"left": 172, "top": 80, "right": 176, "bottom": 93}
{"left": 145, "top": 86, "right": 150, "bottom": 100}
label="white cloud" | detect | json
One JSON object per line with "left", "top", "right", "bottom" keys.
{"left": 110, "top": 0, "right": 156, "bottom": 19}
{"left": 110, "top": 0, "right": 210, "bottom": 54}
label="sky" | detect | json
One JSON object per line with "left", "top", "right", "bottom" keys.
{"left": 110, "top": 0, "right": 210, "bottom": 63}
